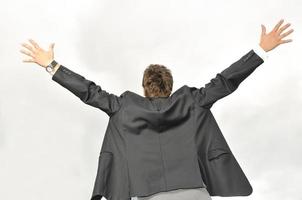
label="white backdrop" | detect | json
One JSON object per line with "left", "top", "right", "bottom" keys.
{"left": 0, "top": 0, "right": 301, "bottom": 199}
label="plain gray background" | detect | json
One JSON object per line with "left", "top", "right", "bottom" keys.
{"left": 0, "top": 0, "right": 301, "bottom": 199}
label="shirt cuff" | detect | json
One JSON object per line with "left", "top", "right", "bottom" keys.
{"left": 253, "top": 44, "right": 268, "bottom": 61}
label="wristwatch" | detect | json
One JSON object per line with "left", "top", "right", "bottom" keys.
{"left": 46, "top": 60, "right": 58, "bottom": 74}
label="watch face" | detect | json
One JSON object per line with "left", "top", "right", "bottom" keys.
{"left": 46, "top": 66, "right": 53, "bottom": 72}
{"left": 46, "top": 60, "right": 56, "bottom": 72}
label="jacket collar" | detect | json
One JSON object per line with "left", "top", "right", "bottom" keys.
{"left": 125, "top": 85, "right": 187, "bottom": 103}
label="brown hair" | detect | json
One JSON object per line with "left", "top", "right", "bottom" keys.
{"left": 142, "top": 64, "right": 173, "bottom": 98}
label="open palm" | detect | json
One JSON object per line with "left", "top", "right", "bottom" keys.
{"left": 20, "top": 39, "right": 55, "bottom": 68}
{"left": 259, "top": 19, "right": 294, "bottom": 52}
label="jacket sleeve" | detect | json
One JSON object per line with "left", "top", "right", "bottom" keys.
{"left": 52, "top": 65, "right": 124, "bottom": 117}
{"left": 190, "top": 49, "right": 265, "bottom": 109}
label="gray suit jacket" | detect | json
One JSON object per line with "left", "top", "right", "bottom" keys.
{"left": 52, "top": 49, "right": 264, "bottom": 200}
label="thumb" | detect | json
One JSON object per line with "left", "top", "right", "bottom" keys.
{"left": 261, "top": 24, "right": 266, "bottom": 36}
{"left": 49, "top": 42, "right": 55, "bottom": 51}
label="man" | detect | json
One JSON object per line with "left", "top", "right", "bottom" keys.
{"left": 20, "top": 19, "right": 293, "bottom": 200}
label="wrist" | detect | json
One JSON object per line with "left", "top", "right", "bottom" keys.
{"left": 253, "top": 43, "right": 269, "bottom": 61}
{"left": 44, "top": 59, "right": 54, "bottom": 68}
{"left": 46, "top": 60, "right": 60, "bottom": 76}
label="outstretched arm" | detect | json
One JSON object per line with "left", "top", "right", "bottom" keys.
{"left": 20, "top": 39, "right": 124, "bottom": 117}
{"left": 190, "top": 19, "right": 294, "bottom": 109}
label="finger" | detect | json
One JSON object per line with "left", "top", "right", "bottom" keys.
{"left": 21, "top": 43, "right": 36, "bottom": 53}
{"left": 279, "top": 39, "right": 293, "bottom": 44}
{"left": 280, "top": 29, "right": 294, "bottom": 39}
{"left": 28, "top": 39, "right": 41, "bottom": 50}
{"left": 277, "top": 23, "right": 291, "bottom": 34}
{"left": 261, "top": 24, "right": 266, "bottom": 36}
{"left": 273, "top": 19, "right": 284, "bottom": 32}
{"left": 22, "top": 58, "right": 35, "bottom": 63}
{"left": 20, "top": 49, "right": 35, "bottom": 58}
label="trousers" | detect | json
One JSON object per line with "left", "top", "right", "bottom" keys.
{"left": 131, "top": 187, "right": 212, "bottom": 200}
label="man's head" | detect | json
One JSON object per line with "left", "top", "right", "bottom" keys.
{"left": 142, "top": 64, "right": 173, "bottom": 98}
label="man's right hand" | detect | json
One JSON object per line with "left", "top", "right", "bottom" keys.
{"left": 20, "top": 39, "right": 55, "bottom": 68}
{"left": 259, "top": 19, "right": 294, "bottom": 52}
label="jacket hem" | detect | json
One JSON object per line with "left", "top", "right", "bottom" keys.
{"left": 132, "top": 185, "right": 207, "bottom": 198}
